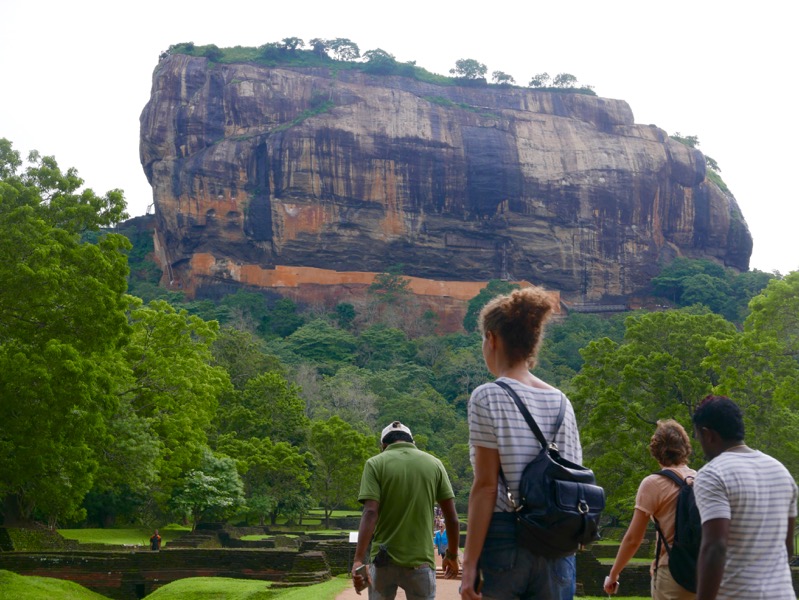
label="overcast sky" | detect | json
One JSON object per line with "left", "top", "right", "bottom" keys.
{"left": 1, "top": 0, "right": 796, "bottom": 274}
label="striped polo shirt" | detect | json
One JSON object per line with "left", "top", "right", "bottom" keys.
{"left": 693, "top": 449, "right": 798, "bottom": 600}
{"left": 468, "top": 377, "right": 583, "bottom": 512}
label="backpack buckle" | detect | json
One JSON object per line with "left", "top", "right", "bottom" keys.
{"left": 577, "top": 501, "right": 589, "bottom": 514}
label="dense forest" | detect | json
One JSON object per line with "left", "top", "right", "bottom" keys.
{"left": 1, "top": 138, "right": 796, "bottom": 534}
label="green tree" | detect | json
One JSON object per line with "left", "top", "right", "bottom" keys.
{"left": 445, "top": 443, "right": 473, "bottom": 512}
{"left": 115, "top": 299, "right": 231, "bottom": 499}
{"left": 335, "top": 302, "right": 356, "bottom": 329}
{"left": 215, "top": 434, "right": 312, "bottom": 526}
{"left": 744, "top": 271, "right": 799, "bottom": 359}
{"left": 309, "top": 38, "right": 329, "bottom": 58}
{"left": 432, "top": 339, "right": 488, "bottom": 404}
{"left": 216, "top": 371, "right": 308, "bottom": 445}
{"left": 368, "top": 268, "right": 411, "bottom": 304}
{"left": 651, "top": 258, "right": 774, "bottom": 322}
{"left": 528, "top": 72, "right": 551, "bottom": 87}
{"left": 356, "top": 324, "right": 415, "bottom": 370}
{"left": 285, "top": 319, "right": 357, "bottom": 372}
{"left": 450, "top": 58, "right": 487, "bottom": 80}
{"left": 309, "top": 417, "right": 375, "bottom": 528}
{"left": 211, "top": 326, "right": 283, "bottom": 390}
{"left": 203, "top": 45, "right": 223, "bottom": 61}
{"left": 265, "top": 297, "right": 305, "bottom": 337}
{"left": 571, "top": 309, "right": 737, "bottom": 518}
{"left": 670, "top": 132, "right": 700, "bottom": 148}
{"left": 312, "top": 366, "right": 379, "bottom": 427}
{"left": 170, "top": 448, "right": 245, "bottom": 530}
{"left": 280, "top": 37, "right": 304, "bottom": 51}
{"left": 0, "top": 140, "right": 130, "bottom": 525}
{"left": 328, "top": 38, "right": 360, "bottom": 61}
{"left": 552, "top": 73, "right": 578, "bottom": 88}
{"left": 362, "top": 49, "right": 398, "bottom": 74}
{"left": 536, "top": 312, "right": 626, "bottom": 388}
{"left": 218, "top": 291, "right": 269, "bottom": 331}
{"left": 491, "top": 71, "right": 515, "bottom": 85}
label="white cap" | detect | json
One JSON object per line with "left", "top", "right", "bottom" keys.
{"left": 381, "top": 421, "right": 413, "bottom": 443}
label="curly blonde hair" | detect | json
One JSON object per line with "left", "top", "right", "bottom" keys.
{"left": 478, "top": 286, "right": 556, "bottom": 367}
{"left": 649, "top": 419, "right": 692, "bottom": 467}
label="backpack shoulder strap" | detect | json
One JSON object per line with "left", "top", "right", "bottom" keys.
{"left": 652, "top": 469, "right": 689, "bottom": 564}
{"left": 494, "top": 380, "right": 565, "bottom": 448}
{"left": 655, "top": 469, "right": 687, "bottom": 487}
{"left": 494, "top": 380, "right": 565, "bottom": 511}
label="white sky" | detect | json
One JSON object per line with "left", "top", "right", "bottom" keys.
{"left": 1, "top": 0, "right": 796, "bottom": 274}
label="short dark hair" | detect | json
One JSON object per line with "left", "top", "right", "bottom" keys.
{"left": 382, "top": 431, "right": 413, "bottom": 445}
{"left": 692, "top": 395, "right": 745, "bottom": 442}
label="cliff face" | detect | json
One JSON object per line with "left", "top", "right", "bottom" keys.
{"left": 140, "top": 54, "right": 752, "bottom": 302}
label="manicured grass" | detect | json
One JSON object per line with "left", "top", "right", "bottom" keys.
{"left": 306, "top": 509, "right": 360, "bottom": 518}
{"left": 0, "top": 569, "right": 108, "bottom": 599}
{"left": 146, "top": 575, "right": 350, "bottom": 599}
{"left": 58, "top": 524, "right": 189, "bottom": 547}
{"left": 1, "top": 571, "right": 350, "bottom": 600}
{"left": 271, "top": 576, "right": 350, "bottom": 600}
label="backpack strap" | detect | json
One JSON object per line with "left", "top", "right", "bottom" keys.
{"left": 651, "top": 470, "right": 687, "bottom": 570}
{"left": 656, "top": 469, "right": 687, "bottom": 488}
{"left": 494, "top": 380, "right": 566, "bottom": 510}
{"left": 494, "top": 380, "right": 566, "bottom": 449}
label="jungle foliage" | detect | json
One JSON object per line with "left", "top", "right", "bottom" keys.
{"left": 1, "top": 139, "right": 796, "bottom": 533}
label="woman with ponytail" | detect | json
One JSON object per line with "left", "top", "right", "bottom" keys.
{"left": 460, "top": 287, "right": 583, "bottom": 600}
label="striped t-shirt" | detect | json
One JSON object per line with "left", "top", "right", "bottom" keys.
{"left": 468, "top": 377, "right": 583, "bottom": 512}
{"left": 693, "top": 449, "right": 798, "bottom": 600}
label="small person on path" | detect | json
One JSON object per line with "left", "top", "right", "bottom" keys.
{"left": 149, "top": 529, "right": 161, "bottom": 551}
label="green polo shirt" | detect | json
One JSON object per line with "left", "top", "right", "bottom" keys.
{"left": 358, "top": 442, "right": 454, "bottom": 568}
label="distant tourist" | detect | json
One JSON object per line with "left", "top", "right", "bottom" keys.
{"left": 434, "top": 521, "right": 449, "bottom": 561}
{"left": 603, "top": 420, "right": 696, "bottom": 599}
{"left": 149, "top": 529, "right": 161, "bottom": 551}
{"left": 692, "top": 395, "right": 798, "bottom": 599}
{"left": 351, "top": 420, "right": 459, "bottom": 598}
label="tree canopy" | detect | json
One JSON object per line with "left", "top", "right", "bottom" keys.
{"left": 450, "top": 58, "right": 488, "bottom": 80}
{"left": 0, "top": 140, "right": 130, "bottom": 525}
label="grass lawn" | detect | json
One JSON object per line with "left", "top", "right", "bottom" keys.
{"left": 0, "top": 569, "right": 108, "bottom": 599}
{"left": 306, "top": 509, "right": 360, "bottom": 518}
{"left": 0, "top": 571, "right": 351, "bottom": 600}
{"left": 58, "top": 524, "right": 189, "bottom": 547}
{"left": 146, "top": 575, "right": 350, "bottom": 599}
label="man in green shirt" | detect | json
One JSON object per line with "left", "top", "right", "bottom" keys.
{"left": 351, "top": 421, "right": 460, "bottom": 599}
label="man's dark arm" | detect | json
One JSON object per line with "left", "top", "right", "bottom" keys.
{"left": 696, "top": 518, "right": 730, "bottom": 600}
{"left": 786, "top": 516, "right": 795, "bottom": 560}
{"left": 439, "top": 497, "right": 460, "bottom": 578}
{"left": 351, "top": 499, "right": 379, "bottom": 593}
{"left": 353, "top": 499, "right": 379, "bottom": 564}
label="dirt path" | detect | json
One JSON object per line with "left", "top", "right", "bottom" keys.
{"left": 335, "top": 577, "right": 462, "bottom": 600}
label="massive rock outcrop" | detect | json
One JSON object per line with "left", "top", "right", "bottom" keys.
{"left": 140, "top": 54, "right": 752, "bottom": 304}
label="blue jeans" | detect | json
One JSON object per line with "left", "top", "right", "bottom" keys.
{"left": 368, "top": 562, "right": 435, "bottom": 600}
{"left": 479, "top": 513, "right": 576, "bottom": 600}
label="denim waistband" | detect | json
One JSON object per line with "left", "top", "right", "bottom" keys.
{"left": 487, "top": 511, "right": 518, "bottom": 537}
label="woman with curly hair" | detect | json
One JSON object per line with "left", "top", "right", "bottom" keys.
{"left": 460, "top": 287, "right": 582, "bottom": 600}
{"left": 604, "top": 419, "right": 697, "bottom": 599}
